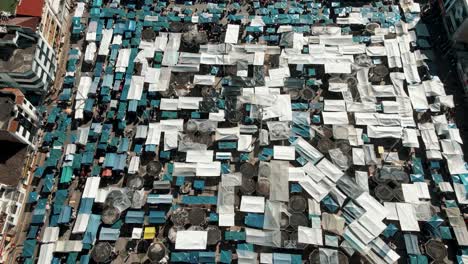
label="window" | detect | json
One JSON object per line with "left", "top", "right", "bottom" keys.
{"left": 9, "top": 205, "right": 17, "bottom": 215}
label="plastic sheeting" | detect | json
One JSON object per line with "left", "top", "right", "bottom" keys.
{"left": 245, "top": 228, "right": 281, "bottom": 247}
{"left": 225, "top": 24, "right": 240, "bottom": 44}
{"left": 38, "top": 244, "right": 55, "bottom": 264}
{"left": 127, "top": 76, "right": 144, "bottom": 100}
{"left": 269, "top": 161, "right": 289, "bottom": 202}
{"left": 76, "top": 76, "right": 92, "bottom": 100}
{"left": 175, "top": 231, "right": 207, "bottom": 250}
{"left": 82, "top": 177, "right": 100, "bottom": 199}
{"left": 408, "top": 84, "right": 429, "bottom": 110}
{"left": 396, "top": 203, "right": 420, "bottom": 231}
{"left": 322, "top": 112, "right": 349, "bottom": 125}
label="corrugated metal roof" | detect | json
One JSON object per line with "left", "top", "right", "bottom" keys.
{"left": 15, "top": 0, "right": 45, "bottom": 17}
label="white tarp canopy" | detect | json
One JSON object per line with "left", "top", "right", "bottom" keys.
{"left": 145, "top": 123, "right": 162, "bottom": 145}
{"left": 127, "top": 76, "right": 145, "bottom": 100}
{"left": 84, "top": 42, "right": 97, "bottom": 62}
{"left": 175, "top": 231, "right": 207, "bottom": 250}
{"left": 298, "top": 226, "right": 323, "bottom": 245}
{"left": 76, "top": 76, "right": 92, "bottom": 100}
{"left": 128, "top": 156, "right": 140, "bottom": 174}
{"left": 98, "top": 29, "right": 113, "bottom": 56}
{"left": 420, "top": 123, "right": 440, "bottom": 150}
{"left": 86, "top": 21, "right": 97, "bottom": 41}
{"left": 225, "top": 24, "right": 240, "bottom": 44}
{"left": 186, "top": 150, "right": 214, "bottom": 163}
{"left": 72, "top": 213, "right": 90, "bottom": 234}
{"left": 396, "top": 203, "right": 420, "bottom": 231}
{"left": 403, "top": 128, "right": 419, "bottom": 148}
{"left": 316, "top": 158, "right": 344, "bottom": 182}
{"left": 54, "top": 241, "right": 83, "bottom": 252}
{"left": 367, "top": 126, "right": 402, "bottom": 138}
{"left": 76, "top": 126, "right": 90, "bottom": 145}
{"left": 408, "top": 84, "right": 429, "bottom": 110}
{"left": 291, "top": 137, "right": 324, "bottom": 163}
{"left": 322, "top": 112, "right": 349, "bottom": 125}
{"left": 196, "top": 162, "right": 221, "bottom": 176}
{"left": 42, "top": 227, "right": 59, "bottom": 243}
{"left": 116, "top": 49, "right": 131, "bottom": 72}
{"left": 324, "top": 100, "right": 346, "bottom": 112}
{"left": 240, "top": 196, "right": 265, "bottom": 213}
{"left": 74, "top": 2, "right": 85, "bottom": 17}
{"left": 178, "top": 97, "right": 203, "bottom": 110}
{"left": 149, "top": 67, "right": 171, "bottom": 91}
{"left": 355, "top": 192, "right": 388, "bottom": 221}
{"left": 193, "top": 75, "right": 216, "bottom": 85}
{"left": 443, "top": 154, "right": 468, "bottom": 175}
{"left": 245, "top": 228, "right": 281, "bottom": 247}
{"left": 82, "top": 177, "right": 101, "bottom": 199}
{"left": 38, "top": 244, "right": 55, "bottom": 264}
{"left": 144, "top": 67, "right": 161, "bottom": 84}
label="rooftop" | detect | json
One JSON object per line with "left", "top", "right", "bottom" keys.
{"left": 2, "top": 17, "right": 41, "bottom": 31}
{"left": 0, "top": 0, "right": 17, "bottom": 14}
{"left": 0, "top": 27, "right": 37, "bottom": 73}
{"left": 0, "top": 96, "right": 15, "bottom": 130}
{"left": 15, "top": 0, "right": 45, "bottom": 18}
{"left": 0, "top": 141, "right": 26, "bottom": 186}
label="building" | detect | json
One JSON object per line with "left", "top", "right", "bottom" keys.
{"left": 0, "top": 88, "right": 37, "bottom": 261}
{"left": 0, "top": 88, "right": 37, "bottom": 260}
{"left": 439, "top": 0, "right": 468, "bottom": 90}
{"left": 441, "top": 0, "right": 468, "bottom": 43}
{"left": 0, "top": 183, "right": 26, "bottom": 236}
{"left": 0, "top": 26, "right": 56, "bottom": 99}
{"left": 0, "top": 88, "right": 39, "bottom": 148}
{"left": 15, "top": 0, "right": 45, "bottom": 18}
{"left": 39, "top": 0, "right": 73, "bottom": 54}
{"left": 0, "top": 140, "right": 30, "bottom": 262}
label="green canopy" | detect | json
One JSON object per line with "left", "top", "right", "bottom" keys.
{"left": 60, "top": 166, "right": 73, "bottom": 184}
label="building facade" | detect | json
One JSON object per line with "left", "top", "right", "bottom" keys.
{"left": 442, "top": 0, "right": 468, "bottom": 43}
{"left": 439, "top": 0, "right": 468, "bottom": 90}
{"left": 0, "top": 88, "right": 39, "bottom": 148}
{"left": 0, "top": 184, "right": 26, "bottom": 235}
{"left": 0, "top": 26, "right": 57, "bottom": 99}
{"left": 40, "top": 0, "right": 72, "bottom": 51}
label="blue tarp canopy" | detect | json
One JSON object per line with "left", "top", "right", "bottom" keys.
{"left": 104, "top": 153, "right": 117, "bottom": 168}
{"left": 148, "top": 211, "right": 166, "bottom": 224}
{"left": 181, "top": 195, "right": 217, "bottom": 205}
{"left": 58, "top": 205, "right": 72, "bottom": 224}
{"left": 118, "top": 138, "right": 129, "bottom": 153}
{"left": 79, "top": 255, "right": 90, "bottom": 264}
{"left": 22, "top": 239, "right": 37, "bottom": 257}
{"left": 82, "top": 151, "right": 94, "bottom": 165}
{"left": 31, "top": 198, "right": 47, "bottom": 224}
{"left": 27, "top": 192, "right": 38, "bottom": 203}
{"left": 128, "top": 100, "right": 138, "bottom": 112}
{"left": 27, "top": 225, "right": 39, "bottom": 239}
{"left": 53, "top": 189, "right": 69, "bottom": 214}
{"left": 60, "top": 166, "right": 73, "bottom": 184}
{"left": 79, "top": 198, "right": 95, "bottom": 214}
{"left": 66, "top": 253, "right": 78, "bottom": 264}
{"left": 125, "top": 210, "right": 145, "bottom": 224}
{"left": 147, "top": 194, "right": 173, "bottom": 204}
{"left": 59, "top": 88, "right": 72, "bottom": 101}
{"left": 34, "top": 166, "right": 45, "bottom": 178}
{"left": 113, "top": 154, "right": 127, "bottom": 171}
{"left": 99, "top": 227, "right": 120, "bottom": 241}
{"left": 83, "top": 214, "right": 101, "bottom": 245}
{"left": 84, "top": 99, "right": 95, "bottom": 112}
